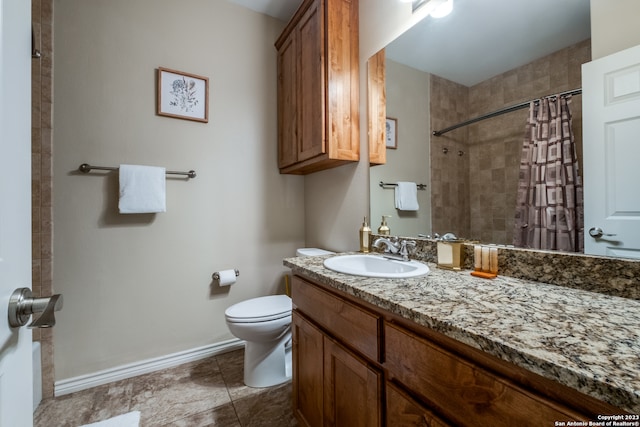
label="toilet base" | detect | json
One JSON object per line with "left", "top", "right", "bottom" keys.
{"left": 243, "top": 331, "right": 292, "bottom": 388}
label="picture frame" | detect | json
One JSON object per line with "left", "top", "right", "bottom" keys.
{"left": 385, "top": 117, "right": 397, "bottom": 149}
{"left": 157, "top": 67, "right": 209, "bottom": 123}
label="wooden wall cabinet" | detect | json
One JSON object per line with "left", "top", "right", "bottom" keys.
{"left": 368, "top": 49, "right": 387, "bottom": 165}
{"left": 291, "top": 274, "right": 623, "bottom": 426}
{"left": 275, "top": 0, "right": 360, "bottom": 175}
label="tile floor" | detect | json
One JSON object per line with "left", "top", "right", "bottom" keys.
{"left": 34, "top": 349, "right": 298, "bottom": 427}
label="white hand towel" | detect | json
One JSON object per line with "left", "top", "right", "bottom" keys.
{"left": 395, "top": 182, "right": 419, "bottom": 211}
{"left": 118, "top": 164, "right": 166, "bottom": 214}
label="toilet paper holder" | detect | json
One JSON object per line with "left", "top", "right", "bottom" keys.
{"left": 212, "top": 269, "right": 240, "bottom": 281}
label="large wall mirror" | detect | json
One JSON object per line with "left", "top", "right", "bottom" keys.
{"left": 368, "top": 0, "right": 633, "bottom": 257}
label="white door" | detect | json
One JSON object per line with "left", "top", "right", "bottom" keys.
{"left": 583, "top": 44, "right": 640, "bottom": 259}
{"left": 0, "top": 0, "right": 34, "bottom": 425}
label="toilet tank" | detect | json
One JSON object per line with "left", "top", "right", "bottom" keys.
{"left": 296, "top": 248, "right": 334, "bottom": 257}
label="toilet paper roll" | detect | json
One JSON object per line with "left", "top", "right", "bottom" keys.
{"left": 217, "top": 269, "right": 237, "bottom": 287}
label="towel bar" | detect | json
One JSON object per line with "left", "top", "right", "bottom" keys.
{"left": 379, "top": 181, "right": 426, "bottom": 190}
{"left": 79, "top": 163, "right": 196, "bottom": 179}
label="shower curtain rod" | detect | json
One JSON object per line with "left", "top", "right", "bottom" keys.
{"left": 432, "top": 88, "right": 582, "bottom": 137}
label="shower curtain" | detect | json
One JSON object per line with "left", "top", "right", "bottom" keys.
{"left": 513, "top": 95, "right": 584, "bottom": 252}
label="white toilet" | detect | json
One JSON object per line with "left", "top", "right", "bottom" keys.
{"left": 224, "top": 248, "right": 334, "bottom": 388}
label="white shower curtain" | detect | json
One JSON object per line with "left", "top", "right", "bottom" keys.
{"left": 513, "top": 95, "right": 584, "bottom": 252}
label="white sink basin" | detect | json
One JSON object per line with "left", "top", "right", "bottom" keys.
{"left": 323, "top": 254, "right": 429, "bottom": 279}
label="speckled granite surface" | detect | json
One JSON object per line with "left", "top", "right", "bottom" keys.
{"left": 373, "top": 235, "right": 640, "bottom": 300}
{"left": 284, "top": 253, "right": 640, "bottom": 413}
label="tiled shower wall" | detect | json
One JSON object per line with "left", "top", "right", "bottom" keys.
{"left": 431, "top": 39, "right": 591, "bottom": 245}
{"left": 32, "top": 0, "right": 55, "bottom": 399}
{"left": 429, "top": 77, "right": 470, "bottom": 238}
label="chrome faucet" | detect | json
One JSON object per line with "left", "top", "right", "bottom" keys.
{"left": 399, "top": 240, "right": 417, "bottom": 261}
{"left": 373, "top": 237, "right": 400, "bottom": 254}
{"left": 373, "top": 238, "right": 416, "bottom": 261}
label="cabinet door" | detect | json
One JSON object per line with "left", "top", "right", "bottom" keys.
{"left": 297, "top": 0, "right": 325, "bottom": 162}
{"left": 386, "top": 382, "right": 452, "bottom": 427}
{"left": 324, "top": 336, "right": 382, "bottom": 427}
{"left": 277, "top": 32, "right": 298, "bottom": 168}
{"left": 326, "top": 0, "right": 360, "bottom": 162}
{"left": 368, "top": 48, "right": 386, "bottom": 165}
{"left": 292, "top": 311, "right": 324, "bottom": 427}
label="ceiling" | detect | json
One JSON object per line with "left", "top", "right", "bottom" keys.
{"left": 226, "top": 0, "right": 591, "bottom": 87}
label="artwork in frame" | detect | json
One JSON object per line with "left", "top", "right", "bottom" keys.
{"left": 157, "top": 67, "right": 209, "bottom": 123}
{"left": 385, "top": 117, "right": 397, "bottom": 149}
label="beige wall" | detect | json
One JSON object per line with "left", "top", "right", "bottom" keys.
{"left": 53, "top": 0, "right": 304, "bottom": 380}
{"left": 370, "top": 60, "right": 431, "bottom": 237}
{"left": 591, "top": 0, "right": 640, "bottom": 60}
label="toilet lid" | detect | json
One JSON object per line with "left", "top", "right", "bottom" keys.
{"left": 225, "top": 295, "right": 292, "bottom": 322}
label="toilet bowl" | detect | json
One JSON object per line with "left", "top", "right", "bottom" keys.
{"left": 225, "top": 295, "right": 292, "bottom": 387}
{"left": 225, "top": 248, "right": 333, "bottom": 388}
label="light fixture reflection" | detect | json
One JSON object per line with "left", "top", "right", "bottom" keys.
{"left": 411, "top": 0, "right": 453, "bottom": 17}
{"left": 430, "top": 0, "right": 453, "bottom": 18}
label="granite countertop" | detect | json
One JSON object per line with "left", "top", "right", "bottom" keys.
{"left": 283, "top": 253, "right": 640, "bottom": 413}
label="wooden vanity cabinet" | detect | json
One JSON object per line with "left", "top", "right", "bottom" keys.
{"left": 386, "top": 381, "right": 451, "bottom": 427}
{"left": 292, "top": 312, "right": 382, "bottom": 427}
{"left": 292, "top": 276, "right": 383, "bottom": 426}
{"left": 292, "top": 310, "right": 383, "bottom": 427}
{"left": 384, "top": 322, "right": 588, "bottom": 426}
{"left": 291, "top": 274, "right": 623, "bottom": 426}
{"left": 275, "top": 0, "right": 359, "bottom": 175}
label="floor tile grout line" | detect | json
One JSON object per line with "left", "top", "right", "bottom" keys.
{"left": 35, "top": 349, "right": 296, "bottom": 426}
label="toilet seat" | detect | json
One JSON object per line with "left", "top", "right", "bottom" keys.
{"left": 225, "top": 295, "right": 292, "bottom": 323}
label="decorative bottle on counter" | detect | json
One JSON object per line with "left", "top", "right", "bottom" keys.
{"left": 377, "top": 215, "right": 391, "bottom": 235}
{"left": 359, "top": 217, "right": 372, "bottom": 253}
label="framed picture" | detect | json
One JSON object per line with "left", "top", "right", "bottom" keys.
{"left": 157, "top": 67, "right": 209, "bottom": 123}
{"left": 385, "top": 117, "right": 397, "bottom": 149}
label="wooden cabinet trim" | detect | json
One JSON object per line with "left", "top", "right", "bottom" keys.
{"left": 292, "top": 311, "right": 325, "bottom": 427}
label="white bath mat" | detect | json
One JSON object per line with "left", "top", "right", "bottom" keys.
{"left": 79, "top": 411, "right": 140, "bottom": 427}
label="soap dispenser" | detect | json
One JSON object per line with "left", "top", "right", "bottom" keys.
{"left": 377, "top": 215, "right": 391, "bottom": 235}
{"left": 359, "top": 217, "right": 372, "bottom": 253}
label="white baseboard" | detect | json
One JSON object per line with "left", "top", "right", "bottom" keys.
{"left": 55, "top": 338, "right": 244, "bottom": 396}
